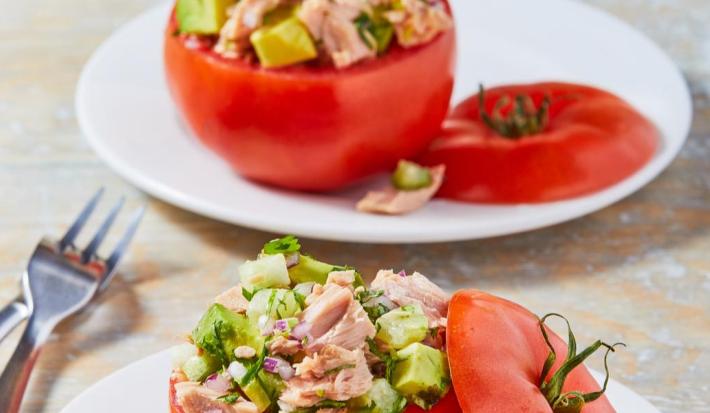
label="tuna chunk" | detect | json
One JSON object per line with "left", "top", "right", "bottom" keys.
{"left": 357, "top": 165, "right": 445, "bottom": 215}
{"left": 215, "top": 0, "right": 283, "bottom": 56}
{"left": 326, "top": 270, "right": 356, "bottom": 289}
{"left": 298, "top": 0, "right": 376, "bottom": 68}
{"left": 385, "top": 0, "right": 452, "bottom": 48}
{"left": 280, "top": 345, "right": 373, "bottom": 408}
{"left": 300, "top": 284, "right": 353, "bottom": 338}
{"left": 269, "top": 335, "right": 302, "bottom": 356}
{"left": 371, "top": 269, "right": 449, "bottom": 328}
{"left": 306, "top": 298, "right": 376, "bottom": 353}
{"left": 175, "top": 382, "right": 258, "bottom": 413}
{"left": 215, "top": 285, "right": 249, "bottom": 313}
{"left": 299, "top": 284, "right": 375, "bottom": 353}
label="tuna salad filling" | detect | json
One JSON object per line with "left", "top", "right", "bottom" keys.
{"left": 171, "top": 235, "right": 452, "bottom": 413}
{"left": 174, "top": 0, "right": 453, "bottom": 68}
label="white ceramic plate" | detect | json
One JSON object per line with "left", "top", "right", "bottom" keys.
{"left": 76, "top": 0, "right": 692, "bottom": 243}
{"left": 61, "top": 350, "right": 660, "bottom": 412}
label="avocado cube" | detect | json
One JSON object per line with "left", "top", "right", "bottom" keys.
{"left": 392, "top": 343, "right": 450, "bottom": 410}
{"left": 376, "top": 305, "right": 429, "bottom": 350}
{"left": 181, "top": 353, "right": 220, "bottom": 382}
{"left": 250, "top": 17, "right": 317, "bottom": 68}
{"left": 288, "top": 255, "right": 336, "bottom": 285}
{"left": 176, "top": 0, "right": 234, "bottom": 35}
{"left": 243, "top": 371, "right": 285, "bottom": 412}
{"left": 192, "top": 304, "right": 263, "bottom": 365}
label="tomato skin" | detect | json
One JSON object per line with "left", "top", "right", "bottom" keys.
{"left": 404, "top": 388, "right": 463, "bottom": 413}
{"left": 164, "top": 11, "right": 456, "bottom": 191}
{"left": 169, "top": 374, "right": 186, "bottom": 413}
{"left": 418, "top": 83, "right": 659, "bottom": 203}
{"left": 447, "top": 290, "right": 615, "bottom": 412}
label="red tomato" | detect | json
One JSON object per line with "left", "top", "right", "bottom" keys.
{"left": 418, "top": 82, "right": 659, "bottom": 203}
{"left": 164, "top": 11, "right": 456, "bottom": 191}
{"left": 169, "top": 375, "right": 185, "bottom": 413}
{"left": 405, "top": 387, "right": 462, "bottom": 413}
{"left": 447, "top": 290, "right": 615, "bottom": 412}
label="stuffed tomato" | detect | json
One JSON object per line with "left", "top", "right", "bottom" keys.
{"left": 164, "top": 0, "right": 456, "bottom": 191}
{"left": 168, "top": 236, "right": 621, "bottom": 413}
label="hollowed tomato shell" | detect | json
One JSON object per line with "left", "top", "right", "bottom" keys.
{"left": 164, "top": 10, "right": 456, "bottom": 191}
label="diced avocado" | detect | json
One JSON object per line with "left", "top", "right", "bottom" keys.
{"left": 239, "top": 254, "right": 291, "bottom": 292}
{"left": 243, "top": 370, "right": 285, "bottom": 412}
{"left": 375, "top": 305, "right": 429, "bottom": 350}
{"left": 250, "top": 17, "right": 317, "bottom": 69}
{"left": 391, "top": 160, "right": 432, "bottom": 191}
{"left": 392, "top": 343, "right": 450, "bottom": 410}
{"left": 247, "top": 289, "right": 301, "bottom": 324}
{"left": 181, "top": 353, "right": 220, "bottom": 382}
{"left": 288, "top": 255, "right": 336, "bottom": 285}
{"left": 192, "top": 304, "right": 263, "bottom": 366}
{"left": 351, "top": 378, "right": 407, "bottom": 413}
{"left": 176, "top": 0, "right": 234, "bottom": 35}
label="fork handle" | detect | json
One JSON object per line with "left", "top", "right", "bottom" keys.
{"left": 0, "top": 297, "right": 30, "bottom": 342}
{"left": 0, "top": 313, "right": 55, "bottom": 413}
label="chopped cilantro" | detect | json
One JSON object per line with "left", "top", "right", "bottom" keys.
{"left": 263, "top": 235, "right": 301, "bottom": 255}
{"left": 218, "top": 393, "right": 240, "bottom": 404}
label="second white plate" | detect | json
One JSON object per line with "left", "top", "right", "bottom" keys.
{"left": 76, "top": 0, "right": 691, "bottom": 243}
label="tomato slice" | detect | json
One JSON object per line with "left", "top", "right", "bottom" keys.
{"left": 419, "top": 82, "right": 659, "bottom": 203}
{"left": 164, "top": 10, "right": 456, "bottom": 191}
{"left": 447, "top": 290, "right": 615, "bottom": 412}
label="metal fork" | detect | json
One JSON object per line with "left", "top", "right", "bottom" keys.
{"left": 0, "top": 189, "right": 144, "bottom": 412}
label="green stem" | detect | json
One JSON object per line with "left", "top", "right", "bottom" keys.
{"left": 478, "top": 84, "right": 550, "bottom": 139}
{"left": 537, "top": 313, "right": 625, "bottom": 413}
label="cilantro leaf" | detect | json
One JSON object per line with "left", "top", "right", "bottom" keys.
{"left": 263, "top": 235, "right": 301, "bottom": 255}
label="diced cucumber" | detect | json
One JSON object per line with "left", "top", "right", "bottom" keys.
{"left": 391, "top": 160, "right": 432, "bottom": 191}
{"left": 171, "top": 343, "right": 198, "bottom": 370}
{"left": 176, "top": 0, "right": 234, "bottom": 35}
{"left": 392, "top": 343, "right": 450, "bottom": 410}
{"left": 247, "top": 289, "right": 301, "bottom": 324}
{"left": 375, "top": 305, "right": 429, "bottom": 350}
{"left": 192, "top": 304, "right": 264, "bottom": 366}
{"left": 239, "top": 254, "right": 291, "bottom": 292}
{"left": 182, "top": 353, "right": 220, "bottom": 382}
{"left": 250, "top": 17, "right": 318, "bottom": 68}
{"left": 351, "top": 378, "right": 407, "bottom": 413}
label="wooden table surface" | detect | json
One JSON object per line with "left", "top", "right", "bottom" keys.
{"left": 0, "top": 0, "right": 708, "bottom": 412}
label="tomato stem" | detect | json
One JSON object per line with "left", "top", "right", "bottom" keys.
{"left": 478, "top": 84, "right": 550, "bottom": 139}
{"left": 538, "top": 313, "right": 625, "bottom": 413}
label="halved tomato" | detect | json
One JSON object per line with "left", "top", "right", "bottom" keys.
{"left": 419, "top": 83, "right": 659, "bottom": 203}
{"left": 447, "top": 290, "right": 616, "bottom": 412}
{"left": 164, "top": 10, "right": 456, "bottom": 191}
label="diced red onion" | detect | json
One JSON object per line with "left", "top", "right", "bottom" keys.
{"left": 263, "top": 357, "right": 295, "bottom": 380}
{"left": 285, "top": 253, "right": 300, "bottom": 268}
{"left": 204, "top": 373, "right": 232, "bottom": 393}
{"left": 277, "top": 364, "right": 296, "bottom": 381}
{"left": 290, "top": 321, "right": 311, "bottom": 340}
{"left": 397, "top": 270, "right": 407, "bottom": 277}
{"left": 274, "top": 319, "right": 289, "bottom": 332}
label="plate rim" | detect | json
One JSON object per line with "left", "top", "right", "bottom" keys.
{"left": 75, "top": 0, "right": 693, "bottom": 244}
{"left": 60, "top": 349, "right": 662, "bottom": 413}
